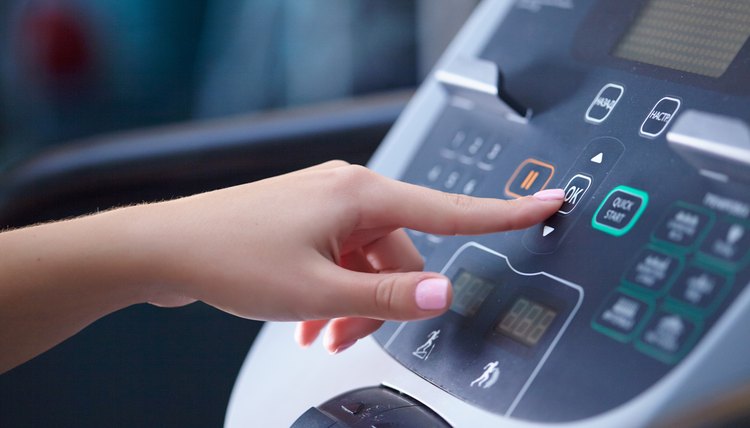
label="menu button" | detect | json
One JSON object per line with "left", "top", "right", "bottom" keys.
{"left": 641, "top": 97, "right": 681, "bottom": 138}
{"left": 585, "top": 83, "right": 624, "bottom": 124}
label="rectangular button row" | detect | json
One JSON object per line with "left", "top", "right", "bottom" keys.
{"left": 442, "top": 129, "right": 503, "bottom": 170}
{"left": 652, "top": 201, "right": 750, "bottom": 271}
{"left": 423, "top": 128, "right": 506, "bottom": 198}
{"left": 584, "top": 82, "right": 681, "bottom": 139}
{"left": 622, "top": 247, "right": 733, "bottom": 314}
{"left": 592, "top": 288, "right": 702, "bottom": 365}
{"left": 425, "top": 164, "right": 484, "bottom": 196}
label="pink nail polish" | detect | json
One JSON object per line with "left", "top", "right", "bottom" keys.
{"left": 333, "top": 340, "right": 357, "bottom": 354}
{"left": 533, "top": 188, "right": 565, "bottom": 201}
{"left": 415, "top": 278, "right": 449, "bottom": 311}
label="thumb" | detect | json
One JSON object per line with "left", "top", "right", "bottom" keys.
{"left": 323, "top": 269, "right": 453, "bottom": 321}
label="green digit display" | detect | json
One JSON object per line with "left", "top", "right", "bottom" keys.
{"left": 496, "top": 297, "right": 558, "bottom": 347}
{"left": 450, "top": 270, "right": 497, "bottom": 317}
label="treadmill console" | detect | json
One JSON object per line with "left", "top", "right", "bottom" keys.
{"left": 228, "top": 1, "right": 750, "bottom": 426}
{"left": 371, "top": 0, "right": 750, "bottom": 423}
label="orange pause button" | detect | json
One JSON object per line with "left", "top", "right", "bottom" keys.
{"left": 505, "top": 159, "right": 555, "bottom": 198}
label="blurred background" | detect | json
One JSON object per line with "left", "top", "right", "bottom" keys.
{"left": 0, "top": 0, "right": 477, "bottom": 170}
{"left": 0, "top": 1, "right": 478, "bottom": 427}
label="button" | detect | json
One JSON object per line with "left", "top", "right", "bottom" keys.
{"left": 522, "top": 214, "right": 567, "bottom": 254}
{"left": 425, "top": 163, "right": 444, "bottom": 184}
{"left": 443, "top": 168, "right": 463, "bottom": 191}
{"left": 667, "top": 265, "right": 731, "bottom": 313}
{"left": 640, "top": 97, "right": 681, "bottom": 138}
{"left": 559, "top": 173, "right": 592, "bottom": 215}
{"left": 592, "top": 186, "right": 649, "bottom": 237}
{"left": 698, "top": 219, "right": 750, "bottom": 270}
{"left": 505, "top": 158, "right": 555, "bottom": 198}
{"left": 636, "top": 310, "right": 700, "bottom": 364}
{"left": 622, "top": 247, "right": 684, "bottom": 295}
{"left": 461, "top": 175, "right": 481, "bottom": 195}
{"left": 458, "top": 135, "right": 487, "bottom": 165}
{"left": 592, "top": 290, "right": 653, "bottom": 342}
{"left": 448, "top": 130, "right": 468, "bottom": 150}
{"left": 585, "top": 83, "right": 624, "bottom": 124}
{"left": 482, "top": 142, "right": 502, "bottom": 163}
{"left": 652, "top": 202, "right": 714, "bottom": 250}
{"left": 464, "top": 135, "right": 486, "bottom": 156}
{"left": 578, "top": 137, "right": 625, "bottom": 177}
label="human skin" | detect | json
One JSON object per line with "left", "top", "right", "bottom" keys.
{"left": 0, "top": 161, "right": 563, "bottom": 373}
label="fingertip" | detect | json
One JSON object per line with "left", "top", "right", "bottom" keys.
{"left": 323, "top": 329, "right": 346, "bottom": 354}
{"left": 415, "top": 277, "right": 451, "bottom": 311}
{"left": 331, "top": 340, "right": 357, "bottom": 355}
{"left": 321, "top": 317, "right": 385, "bottom": 356}
{"left": 294, "top": 323, "right": 310, "bottom": 348}
{"left": 295, "top": 320, "right": 328, "bottom": 348}
{"left": 532, "top": 188, "right": 565, "bottom": 202}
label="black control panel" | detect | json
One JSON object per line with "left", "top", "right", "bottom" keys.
{"left": 372, "top": 0, "right": 750, "bottom": 423}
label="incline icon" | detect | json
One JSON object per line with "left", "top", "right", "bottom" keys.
{"left": 543, "top": 225, "right": 555, "bottom": 237}
{"left": 591, "top": 153, "right": 604, "bottom": 164}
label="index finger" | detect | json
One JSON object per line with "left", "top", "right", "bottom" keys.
{"left": 356, "top": 168, "right": 564, "bottom": 235}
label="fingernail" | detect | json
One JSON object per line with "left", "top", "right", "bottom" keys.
{"left": 415, "top": 278, "right": 449, "bottom": 311}
{"left": 333, "top": 340, "right": 357, "bottom": 354}
{"left": 533, "top": 188, "right": 565, "bottom": 201}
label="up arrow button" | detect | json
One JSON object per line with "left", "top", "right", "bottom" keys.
{"left": 543, "top": 226, "right": 555, "bottom": 237}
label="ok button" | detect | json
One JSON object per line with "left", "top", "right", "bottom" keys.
{"left": 559, "top": 174, "right": 592, "bottom": 215}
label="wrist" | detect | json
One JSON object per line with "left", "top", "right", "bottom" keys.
{"left": 90, "top": 204, "right": 176, "bottom": 306}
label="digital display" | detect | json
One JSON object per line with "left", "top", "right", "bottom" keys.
{"left": 495, "top": 297, "right": 557, "bottom": 347}
{"left": 450, "top": 270, "right": 496, "bottom": 317}
{"left": 613, "top": 0, "right": 750, "bottom": 77}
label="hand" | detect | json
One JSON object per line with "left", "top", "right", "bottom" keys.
{"left": 141, "top": 161, "right": 564, "bottom": 353}
{"left": 0, "top": 161, "right": 563, "bottom": 372}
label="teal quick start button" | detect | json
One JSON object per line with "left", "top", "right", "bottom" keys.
{"left": 592, "top": 186, "right": 649, "bottom": 236}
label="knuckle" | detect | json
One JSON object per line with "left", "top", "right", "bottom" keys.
{"left": 320, "top": 164, "right": 360, "bottom": 193}
{"left": 331, "top": 164, "right": 370, "bottom": 188}
{"left": 335, "top": 165, "right": 378, "bottom": 200}
{"left": 442, "top": 192, "right": 475, "bottom": 234}
{"left": 445, "top": 191, "right": 475, "bottom": 212}
{"left": 343, "top": 164, "right": 373, "bottom": 184}
{"left": 323, "top": 159, "right": 351, "bottom": 168}
{"left": 373, "top": 275, "right": 399, "bottom": 318}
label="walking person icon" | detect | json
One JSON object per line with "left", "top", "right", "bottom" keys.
{"left": 412, "top": 330, "right": 440, "bottom": 360}
{"left": 470, "top": 361, "right": 500, "bottom": 389}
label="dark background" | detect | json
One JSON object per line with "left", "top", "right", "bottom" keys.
{"left": 0, "top": 1, "right": 417, "bottom": 426}
{"left": 0, "top": 1, "right": 479, "bottom": 426}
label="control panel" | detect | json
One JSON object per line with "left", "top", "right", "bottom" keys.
{"left": 227, "top": 1, "right": 750, "bottom": 426}
{"left": 371, "top": 0, "right": 750, "bottom": 423}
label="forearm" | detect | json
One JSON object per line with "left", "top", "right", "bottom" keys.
{"left": 0, "top": 207, "right": 154, "bottom": 373}
{"left": 0, "top": 163, "right": 564, "bottom": 369}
